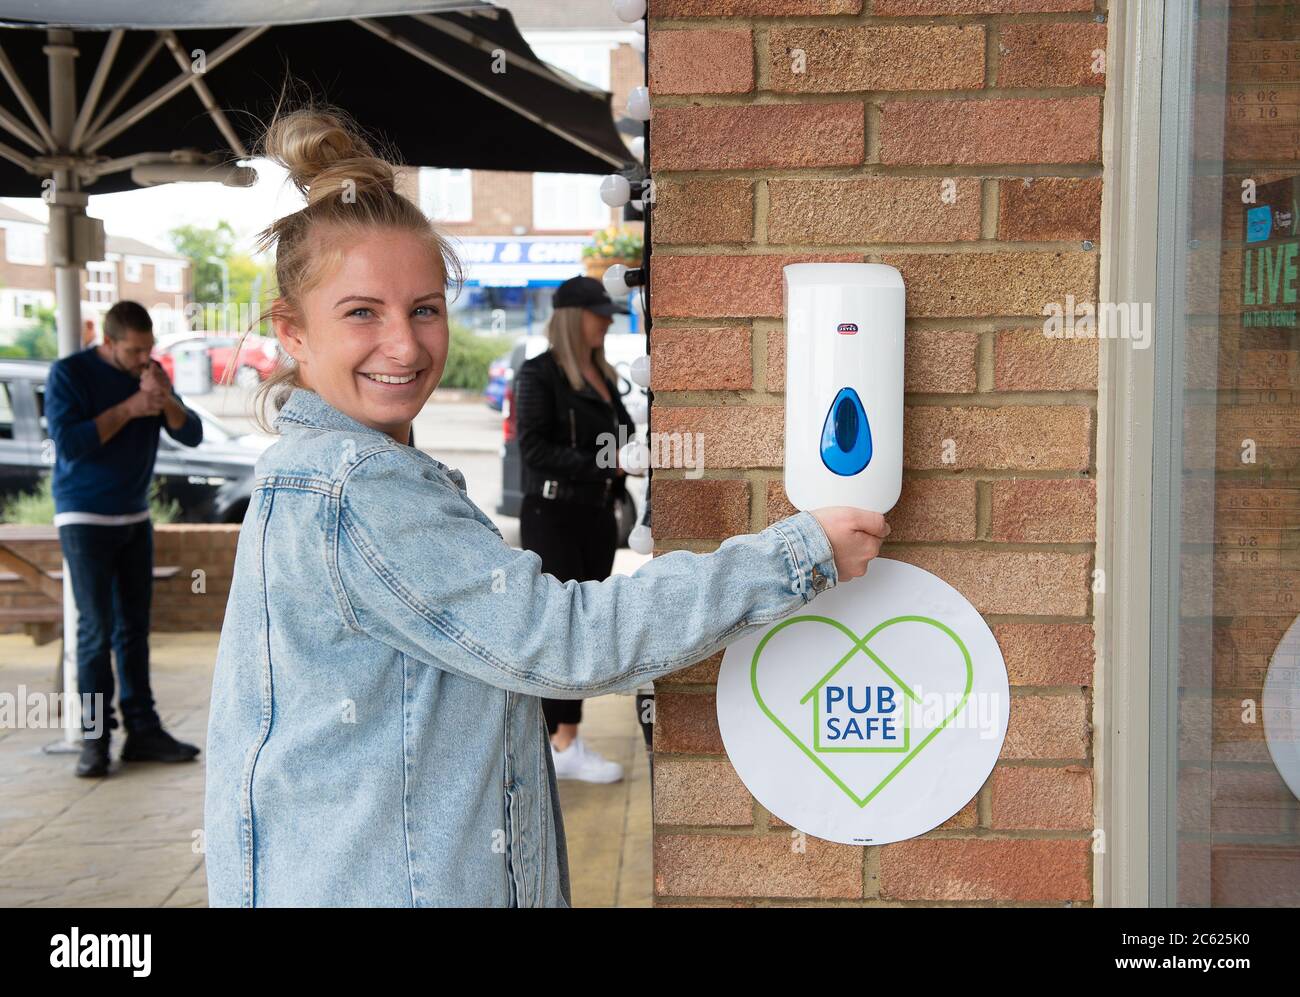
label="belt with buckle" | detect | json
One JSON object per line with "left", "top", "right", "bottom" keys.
{"left": 537, "top": 477, "right": 615, "bottom": 507}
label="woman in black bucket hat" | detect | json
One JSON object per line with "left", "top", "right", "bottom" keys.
{"left": 513, "top": 276, "right": 637, "bottom": 782}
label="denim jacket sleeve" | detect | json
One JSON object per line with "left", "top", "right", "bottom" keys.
{"left": 331, "top": 448, "right": 839, "bottom": 698}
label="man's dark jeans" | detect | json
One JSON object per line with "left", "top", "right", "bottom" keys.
{"left": 57, "top": 520, "right": 161, "bottom": 738}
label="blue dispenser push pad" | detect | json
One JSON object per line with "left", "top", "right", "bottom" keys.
{"left": 819, "top": 386, "right": 872, "bottom": 476}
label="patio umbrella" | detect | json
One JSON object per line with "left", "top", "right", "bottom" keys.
{"left": 0, "top": 0, "right": 634, "bottom": 350}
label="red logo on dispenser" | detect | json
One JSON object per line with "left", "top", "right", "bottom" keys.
{"left": 836, "top": 322, "right": 858, "bottom": 335}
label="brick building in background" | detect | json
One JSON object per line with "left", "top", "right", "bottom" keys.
{"left": 0, "top": 201, "right": 192, "bottom": 343}
{"left": 393, "top": 0, "right": 647, "bottom": 336}
{"left": 642, "top": 0, "right": 1299, "bottom": 907}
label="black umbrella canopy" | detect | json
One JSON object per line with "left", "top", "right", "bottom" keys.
{"left": 0, "top": 1, "right": 633, "bottom": 197}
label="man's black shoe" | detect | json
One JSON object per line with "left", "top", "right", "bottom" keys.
{"left": 75, "top": 735, "right": 110, "bottom": 778}
{"left": 121, "top": 727, "right": 200, "bottom": 763}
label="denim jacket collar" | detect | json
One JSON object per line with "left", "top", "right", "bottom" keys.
{"left": 271, "top": 386, "right": 463, "bottom": 487}
{"left": 274, "top": 386, "right": 387, "bottom": 437}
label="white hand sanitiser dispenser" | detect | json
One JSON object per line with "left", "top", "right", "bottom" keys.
{"left": 783, "top": 262, "right": 905, "bottom": 513}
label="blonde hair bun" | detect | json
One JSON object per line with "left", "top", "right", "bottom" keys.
{"left": 259, "top": 106, "right": 396, "bottom": 206}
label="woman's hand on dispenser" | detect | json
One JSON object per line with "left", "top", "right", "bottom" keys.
{"left": 810, "top": 507, "right": 891, "bottom": 582}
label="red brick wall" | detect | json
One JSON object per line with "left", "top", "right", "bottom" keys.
{"left": 647, "top": 0, "right": 1102, "bottom": 905}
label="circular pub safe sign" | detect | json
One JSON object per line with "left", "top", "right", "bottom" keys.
{"left": 717, "top": 558, "right": 1010, "bottom": 845}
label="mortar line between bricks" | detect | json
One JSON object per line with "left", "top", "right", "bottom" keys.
{"left": 985, "top": 15, "right": 999, "bottom": 88}
{"left": 653, "top": 168, "right": 1105, "bottom": 185}
{"left": 663, "top": 539, "right": 1099, "bottom": 554}
{"left": 746, "top": 470, "right": 764, "bottom": 534}
{"left": 651, "top": 12, "right": 1106, "bottom": 30}
{"left": 649, "top": 87, "right": 1104, "bottom": 107}
{"left": 654, "top": 898, "right": 1094, "bottom": 908}
{"left": 749, "top": 826, "right": 1096, "bottom": 840}
{"left": 652, "top": 389, "right": 1099, "bottom": 404}
{"left": 652, "top": 165, "right": 1105, "bottom": 180}
{"left": 981, "top": 176, "right": 1000, "bottom": 239}
{"left": 976, "top": 327, "right": 996, "bottom": 391}
{"left": 652, "top": 315, "right": 1097, "bottom": 332}
{"left": 652, "top": 239, "right": 1098, "bottom": 253}
{"left": 653, "top": 468, "right": 1096, "bottom": 481}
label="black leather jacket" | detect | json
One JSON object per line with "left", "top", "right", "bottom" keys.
{"left": 514, "top": 349, "right": 635, "bottom": 502}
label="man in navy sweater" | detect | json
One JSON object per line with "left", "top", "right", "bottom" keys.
{"left": 45, "top": 301, "right": 204, "bottom": 777}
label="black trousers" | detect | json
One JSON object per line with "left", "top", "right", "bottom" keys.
{"left": 518, "top": 492, "right": 618, "bottom": 735}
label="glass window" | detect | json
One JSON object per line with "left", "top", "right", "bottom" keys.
{"left": 0, "top": 381, "right": 13, "bottom": 439}
{"left": 1151, "top": 0, "right": 1300, "bottom": 906}
{"left": 533, "top": 173, "right": 612, "bottom": 231}
{"left": 4, "top": 223, "right": 45, "bottom": 265}
{"left": 86, "top": 261, "right": 116, "bottom": 305}
{"left": 155, "top": 263, "right": 183, "bottom": 292}
{"left": 418, "top": 168, "right": 473, "bottom": 222}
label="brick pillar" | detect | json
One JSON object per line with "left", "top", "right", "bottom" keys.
{"left": 647, "top": 0, "right": 1101, "bottom": 905}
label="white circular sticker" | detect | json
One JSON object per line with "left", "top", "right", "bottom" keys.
{"left": 1264, "top": 615, "right": 1300, "bottom": 801}
{"left": 717, "top": 558, "right": 1010, "bottom": 845}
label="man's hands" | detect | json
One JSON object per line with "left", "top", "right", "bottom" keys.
{"left": 124, "top": 384, "right": 165, "bottom": 419}
{"left": 810, "top": 507, "right": 892, "bottom": 583}
{"left": 140, "top": 360, "right": 171, "bottom": 397}
{"left": 96, "top": 361, "right": 172, "bottom": 442}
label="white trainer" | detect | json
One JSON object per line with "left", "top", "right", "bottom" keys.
{"left": 551, "top": 736, "right": 624, "bottom": 783}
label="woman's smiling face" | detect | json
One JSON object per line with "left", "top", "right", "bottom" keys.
{"left": 274, "top": 227, "right": 449, "bottom": 443}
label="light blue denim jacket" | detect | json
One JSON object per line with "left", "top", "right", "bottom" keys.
{"left": 203, "top": 386, "right": 839, "bottom": 907}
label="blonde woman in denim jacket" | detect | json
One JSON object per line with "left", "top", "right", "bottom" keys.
{"left": 203, "top": 107, "right": 891, "bottom": 908}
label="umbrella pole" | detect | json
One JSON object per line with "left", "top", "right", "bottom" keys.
{"left": 47, "top": 28, "right": 84, "bottom": 751}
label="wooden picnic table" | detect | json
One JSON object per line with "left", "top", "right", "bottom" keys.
{"left": 0, "top": 525, "right": 179, "bottom": 645}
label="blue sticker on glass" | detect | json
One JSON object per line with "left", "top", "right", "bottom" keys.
{"left": 1246, "top": 205, "right": 1273, "bottom": 243}
{"left": 820, "top": 386, "right": 872, "bottom": 476}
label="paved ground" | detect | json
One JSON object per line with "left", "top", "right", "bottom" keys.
{"left": 0, "top": 395, "right": 654, "bottom": 907}
{"left": 0, "top": 632, "right": 652, "bottom": 907}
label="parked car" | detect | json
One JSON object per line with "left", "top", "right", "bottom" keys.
{"left": 153, "top": 332, "right": 280, "bottom": 389}
{"left": 0, "top": 358, "right": 270, "bottom": 523}
{"left": 497, "top": 333, "right": 648, "bottom": 547}
{"left": 483, "top": 352, "right": 511, "bottom": 410}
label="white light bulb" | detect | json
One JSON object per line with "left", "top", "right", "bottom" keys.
{"left": 629, "top": 524, "right": 653, "bottom": 555}
{"left": 619, "top": 440, "right": 650, "bottom": 476}
{"left": 612, "top": 0, "right": 647, "bottom": 23}
{"left": 630, "top": 354, "right": 651, "bottom": 389}
{"left": 626, "top": 86, "right": 651, "bottom": 122}
{"left": 600, "top": 174, "right": 631, "bottom": 207}
{"left": 629, "top": 136, "right": 645, "bottom": 164}
{"left": 603, "top": 264, "right": 630, "bottom": 297}
{"left": 634, "top": 20, "right": 645, "bottom": 35}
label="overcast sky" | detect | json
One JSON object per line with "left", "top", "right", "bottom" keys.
{"left": 1, "top": 157, "right": 302, "bottom": 259}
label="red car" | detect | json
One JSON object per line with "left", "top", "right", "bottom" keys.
{"left": 153, "top": 333, "right": 281, "bottom": 388}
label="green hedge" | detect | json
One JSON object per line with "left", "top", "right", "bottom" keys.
{"left": 440, "top": 323, "right": 512, "bottom": 392}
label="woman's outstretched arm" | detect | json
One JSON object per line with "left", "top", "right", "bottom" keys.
{"left": 331, "top": 447, "right": 853, "bottom": 698}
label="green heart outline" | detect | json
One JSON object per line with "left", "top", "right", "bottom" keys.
{"left": 749, "top": 614, "right": 973, "bottom": 808}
